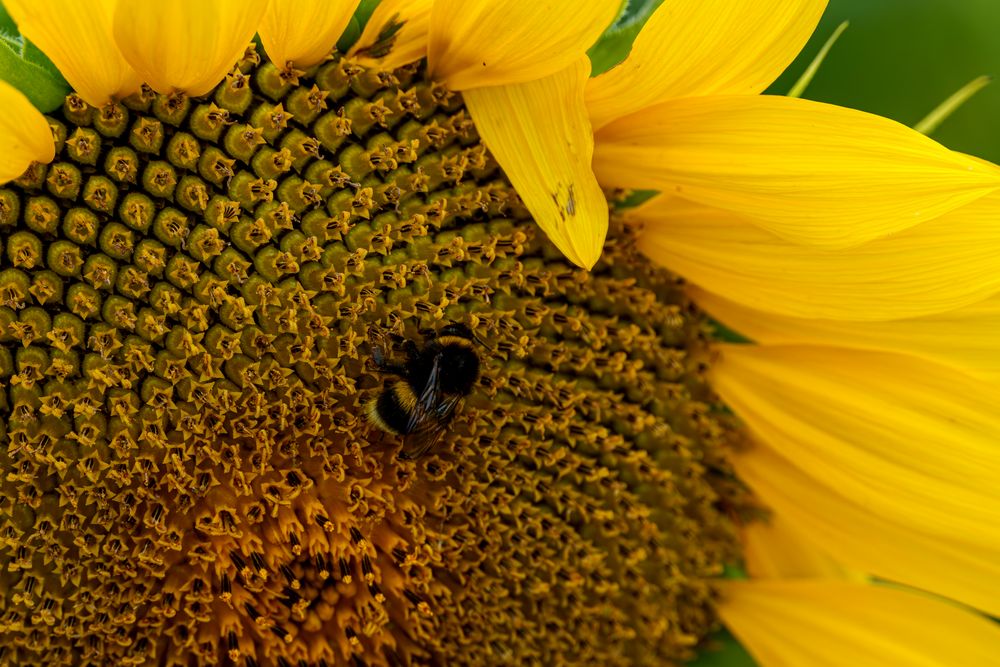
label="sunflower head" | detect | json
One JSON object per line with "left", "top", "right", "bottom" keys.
{"left": 0, "top": 3, "right": 758, "bottom": 664}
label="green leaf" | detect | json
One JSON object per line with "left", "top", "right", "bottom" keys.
{"left": 0, "top": 3, "right": 17, "bottom": 35}
{"left": 0, "top": 1, "right": 68, "bottom": 111}
{"left": 688, "top": 630, "right": 759, "bottom": 667}
{"left": 587, "top": 0, "right": 664, "bottom": 76}
{"left": 22, "top": 37, "right": 64, "bottom": 83}
{"left": 0, "top": 30, "right": 68, "bottom": 113}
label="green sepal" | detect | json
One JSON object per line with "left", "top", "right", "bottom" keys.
{"left": 613, "top": 188, "right": 657, "bottom": 210}
{"left": 711, "top": 320, "right": 753, "bottom": 345}
{"left": 0, "top": 28, "right": 69, "bottom": 113}
{"left": 338, "top": 0, "right": 381, "bottom": 52}
{"left": 588, "top": 0, "right": 665, "bottom": 76}
{"left": 337, "top": 17, "right": 362, "bottom": 53}
{"left": 723, "top": 563, "right": 749, "bottom": 580}
{"left": 354, "top": 0, "right": 380, "bottom": 30}
{"left": 687, "top": 630, "right": 759, "bottom": 667}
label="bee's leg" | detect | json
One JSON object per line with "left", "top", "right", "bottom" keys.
{"left": 366, "top": 345, "right": 405, "bottom": 374}
{"left": 368, "top": 357, "right": 408, "bottom": 375}
{"left": 401, "top": 339, "right": 420, "bottom": 361}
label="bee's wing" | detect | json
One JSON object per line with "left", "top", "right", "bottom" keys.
{"left": 399, "top": 395, "right": 462, "bottom": 461}
{"left": 398, "top": 355, "right": 459, "bottom": 460}
{"left": 407, "top": 353, "right": 444, "bottom": 434}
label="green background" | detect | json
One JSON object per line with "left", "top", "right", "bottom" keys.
{"left": 769, "top": 0, "right": 1000, "bottom": 162}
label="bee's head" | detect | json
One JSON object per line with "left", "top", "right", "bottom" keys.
{"left": 439, "top": 323, "right": 475, "bottom": 341}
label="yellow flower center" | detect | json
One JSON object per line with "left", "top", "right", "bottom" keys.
{"left": 0, "top": 47, "right": 745, "bottom": 665}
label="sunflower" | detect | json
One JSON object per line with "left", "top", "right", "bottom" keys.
{"left": 0, "top": 0, "right": 998, "bottom": 665}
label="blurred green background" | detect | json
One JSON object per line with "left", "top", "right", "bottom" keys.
{"left": 769, "top": 0, "right": 1000, "bottom": 162}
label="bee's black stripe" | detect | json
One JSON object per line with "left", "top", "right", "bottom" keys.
{"left": 372, "top": 382, "right": 417, "bottom": 435}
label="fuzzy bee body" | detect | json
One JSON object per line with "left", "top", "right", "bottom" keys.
{"left": 367, "top": 324, "right": 481, "bottom": 458}
{"left": 367, "top": 381, "right": 418, "bottom": 436}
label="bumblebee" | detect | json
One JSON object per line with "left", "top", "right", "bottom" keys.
{"left": 367, "top": 323, "right": 482, "bottom": 459}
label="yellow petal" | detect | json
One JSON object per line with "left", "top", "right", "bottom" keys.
{"left": 586, "top": 0, "right": 826, "bottom": 130}
{"left": 716, "top": 344, "right": 1000, "bottom": 616}
{"left": 427, "top": 0, "right": 617, "bottom": 90}
{"left": 693, "top": 287, "right": 1000, "bottom": 382}
{"left": 113, "top": 0, "right": 269, "bottom": 97}
{"left": 0, "top": 80, "right": 55, "bottom": 182}
{"left": 717, "top": 345, "right": 1000, "bottom": 542}
{"left": 637, "top": 194, "right": 1000, "bottom": 321}
{"left": 721, "top": 580, "right": 1000, "bottom": 667}
{"left": 5, "top": 0, "right": 142, "bottom": 107}
{"left": 347, "top": 0, "right": 432, "bottom": 69}
{"left": 743, "top": 516, "right": 850, "bottom": 580}
{"left": 595, "top": 95, "right": 1000, "bottom": 248}
{"left": 259, "top": 0, "right": 360, "bottom": 69}
{"left": 464, "top": 58, "right": 607, "bottom": 269}
{"left": 735, "top": 444, "right": 1000, "bottom": 618}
